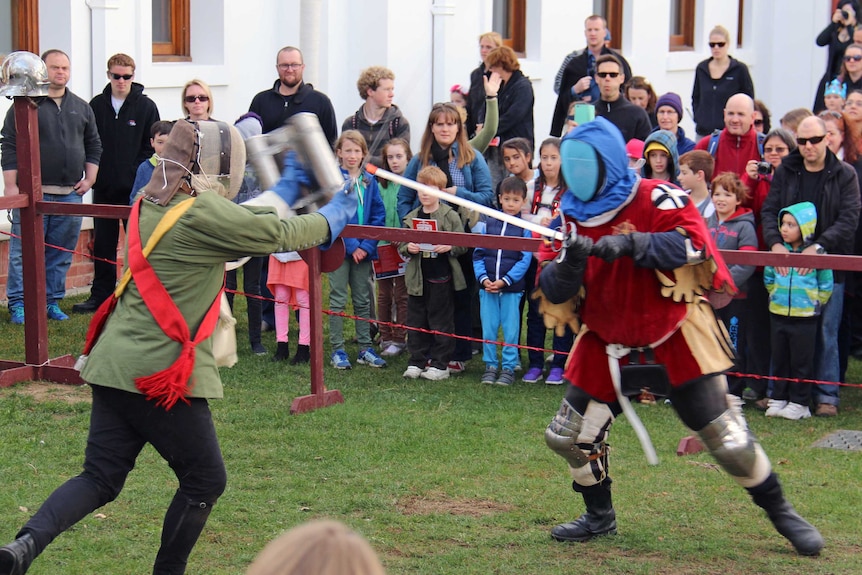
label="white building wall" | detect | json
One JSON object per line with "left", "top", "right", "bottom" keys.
{"left": 0, "top": 0, "right": 836, "bottom": 209}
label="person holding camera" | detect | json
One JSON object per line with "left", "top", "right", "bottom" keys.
{"left": 738, "top": 128, "right": 798, "bottom": 408}
{"left": 814, "top": 1, "right": 858, "bottom": 113}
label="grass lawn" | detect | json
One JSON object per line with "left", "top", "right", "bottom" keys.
{"left": 1, "top": 292, "right": 861, "bottom": 574}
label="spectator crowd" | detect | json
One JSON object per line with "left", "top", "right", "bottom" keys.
{"left": 4, "top": 12, "right": 862, "bottom": 423}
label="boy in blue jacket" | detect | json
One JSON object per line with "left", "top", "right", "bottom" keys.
{"left": 473, "top": 177, "right": 532, "bottom": 385}
{"left": 764, "top": 201, "right": 833, "bottom": 420}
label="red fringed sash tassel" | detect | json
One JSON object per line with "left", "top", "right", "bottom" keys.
{"left": 125, "top": 201, "right": 221, "bottom": 410}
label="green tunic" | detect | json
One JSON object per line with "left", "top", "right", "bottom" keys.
{"left": 80, "top": 192, "right": 331, "bottom": 398}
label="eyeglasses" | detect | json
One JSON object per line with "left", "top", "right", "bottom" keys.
{"left": 708, "top": 42, "right": 727, "bottom": 48}
{"left": 754, "top": 119, "right": 764, "bottom": 126}
{"left": 277, "top": 63, "right": 303, "bottom": 70}
{"left": 796, "top": 135, "right": 827, "bottom": 146}
{"left": 764, "top": 146, "right": 789, "bottom": 154}
{"left": 819, "top": 110, "right": 843, "bottom": 119}
{"left": 109, "top": 73, "right": 133, "bottom": 80}
{"left": 845, "top": 54, "right": 862, "bottom": 62}
{"left": 184, "top": 95, "right": 210, "bottom": 103}
{"left": 846, "top": 99, "right": 862, "bottom": 107}
{"left": 596, "top": 71, "right": 620, "bottom": 79}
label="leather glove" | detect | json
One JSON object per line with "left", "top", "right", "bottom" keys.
{"left": 591, "top": 233, "right": 634, "bottom": 262}
{"left": 270, "top": 151, "right": 312, "bottom": 207}
{"left": 531, "top": 288, "right": 580, "bottom": 337}
{"left": 317, "top": 184, "right": 358, "bottom": 249}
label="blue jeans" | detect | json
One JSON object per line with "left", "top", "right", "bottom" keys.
{"left": 814, "top": 281, "right": 844, "bottom": 406}
{"left": 6, "top": 192, "right": 83, "bottom": 307}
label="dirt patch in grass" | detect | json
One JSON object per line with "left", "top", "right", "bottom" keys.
{"left": 397, "top": 492, "right": 514, "bottom": 518}
{"left": 3, "top": 382, "right": 91, "bottom": 405}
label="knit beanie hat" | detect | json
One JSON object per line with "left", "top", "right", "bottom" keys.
{"left": 234, "top": 112, "right": 263, "bottom": 141}
{"left": 655, "top": 92, "right": 683, "bottom": 120}
{"left": 825, "top": 78, "right": 847, "bottom": 100}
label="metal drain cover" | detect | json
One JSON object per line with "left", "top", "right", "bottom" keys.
{"left": 811, "top": 430, "right": 862, "bottom": 451}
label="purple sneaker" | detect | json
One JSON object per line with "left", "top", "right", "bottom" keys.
{"left": 546, "top": 367, "right": 565, "bottom": 385}
{"left": 522, "top": 367, "right": 544, "bottom": 383}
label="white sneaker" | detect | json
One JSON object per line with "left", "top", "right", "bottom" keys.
{"left": 381, "top": 344, "right": 404, "bottom": 357}
{"left": 420, "top": 366, "right": 450, "bottom": 381}
{"left": 764, "top": 399, "right": 788, "bottom": 417}
{"left": 776, "top": 402, "right": 811, "bottom": 420}
{"left": 403, "top": 365, "right": 423, "bottom": 379}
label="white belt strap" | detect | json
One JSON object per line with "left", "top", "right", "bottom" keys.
{"left": 607, "top": 343, "right": 659, "bottom": 466}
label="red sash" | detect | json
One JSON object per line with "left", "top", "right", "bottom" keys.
{"left": 82, "top": 199, "right": 221, "bottom": 410}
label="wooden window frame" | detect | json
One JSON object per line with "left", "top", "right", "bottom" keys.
{"left": 669, "top": 0, "right": 695, "bottom": 51}
{"left": 498, "top": 0, "right": 527, "bottom": 56}
{"left": 593, "top": 0, "right": 623, "bottom": 50}
{"left": 152, "top": 0, "right": 190, "bottom": 62}
{"left": 11, "top": 0, "right": 39, "bottom": 54}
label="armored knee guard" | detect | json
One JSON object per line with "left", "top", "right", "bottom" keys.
{"left": 545, "top": 398, "right": 614, "bottom": 487}
{"left": 697, "top": 407, "right": 772, "bottom": 488}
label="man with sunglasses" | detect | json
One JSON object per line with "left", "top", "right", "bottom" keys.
{"left": 591, "top": 54, "right": 651, "bottom": 143}
{"left": 73, "top": 53, "right": 160, "bottom": 313}
{"left": 761, "top": 116, "right": 861, "bottom": 417}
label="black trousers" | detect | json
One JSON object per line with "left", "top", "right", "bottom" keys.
{"left": 90, "top": 186, "right": 129, "bottom": 302}
{"left": 225, "top": 256, "right": 265, "bottom": 346}
{"left": 19, "top": 385, "right": 227, "bottom": 574}
{"left": 770, "top": 315, "right": 818, "bottom": 405}
{"left": 407, "top": 279, "right": 455, "bottom": 370}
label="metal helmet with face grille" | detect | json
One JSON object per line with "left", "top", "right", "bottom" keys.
{"left": 0, "top": 51, "right": 50, "bottom": 98}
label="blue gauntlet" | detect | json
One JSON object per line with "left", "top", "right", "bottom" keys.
{"left": 270, "top": 151, "right": 312, "bottom": 207}
{"left": 317, "top": 183, "right": 357, "bottom": 250}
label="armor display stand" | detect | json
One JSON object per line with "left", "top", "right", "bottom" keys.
{"left": 0, "top": 97, "right": 84, "bottom": 388}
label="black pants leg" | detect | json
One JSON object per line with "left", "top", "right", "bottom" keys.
{"left": 20, "top": 385, "right": 226, "bottom": 572}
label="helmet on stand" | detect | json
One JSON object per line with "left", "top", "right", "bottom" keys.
{"left": 0, "top": 51, "right": 50, "bottom": 98}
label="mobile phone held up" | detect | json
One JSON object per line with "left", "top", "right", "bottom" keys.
{"left": 574, "top": 102, "right": 596, "bottom": 125}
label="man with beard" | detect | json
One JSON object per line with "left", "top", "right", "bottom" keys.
{"left": 249, "top": 46, "right": 338, "bottom": 146}
{"left": 248, "top": 46, "right": 339, "bottom": 332}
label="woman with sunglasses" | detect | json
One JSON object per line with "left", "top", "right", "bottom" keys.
{"left": 837, "top": 43, "right": 862, "bottom": 96}
{"left": 181, "top": 79, "right": 214, "bottom": 121}
{"left": 691, "top": 25, "right": 755, "bottom": 138}
{"left": 813, "top": 0, "right": 858, "bottom": 112}
{"left": 739, "top": 128, "right": 799, "bottom": 410}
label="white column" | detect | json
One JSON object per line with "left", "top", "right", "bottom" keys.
{"left": 431, "top": 0, "right": 456, "bottom": 103}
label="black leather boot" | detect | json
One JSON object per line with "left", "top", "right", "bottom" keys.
{"left": 747, "top": 473, "right": 824, "bottom": 556}
{"left": 272, "top": 342, "right": 290, "bottom": 362}
{"left": 290, "top": 344, "right": 310, "bottom": 365}
{"left": 551, "top": 479, "right": 617, "bottom": 542}
{"left": 0, "top": 532, "right": 37, "bottom": 575}
{"left": 152, "top": 492, "right": 214, "bottom": 575}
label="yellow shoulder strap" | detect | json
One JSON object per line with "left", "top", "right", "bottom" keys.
{"left": 114, "top": 197, "right": 196, "bottom": 297}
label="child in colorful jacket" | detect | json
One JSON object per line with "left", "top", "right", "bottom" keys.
{"left": 764, "top": 201, "right": 833, "bottom": 420}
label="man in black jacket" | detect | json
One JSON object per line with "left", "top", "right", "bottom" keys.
{"left": 73, "top": 53, "right": 160, "bottom": 313}
{"left": 2, "top": 50, "right": 102, "bottom": 323}
{"left": 590, "top": 55, "right": 651, "bottom": 143}
{"left": 249, "top": 46, "right": 338, "bottom": 145}
{"left": 550, "top": 15, "right": 632, "bottom": 137}
{"left": 761, "top": 116, "right": 862, "bottom": 417}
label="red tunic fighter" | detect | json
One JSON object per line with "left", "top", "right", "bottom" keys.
{"left": 536, "top": 117, "right": 823, "bottom": 555}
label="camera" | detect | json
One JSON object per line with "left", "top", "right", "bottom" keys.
{"left": 842, "top": 9, "right": 850, "bottom": 20}
{"left": 756, "top": 161, "right": 773, "bottom": 176}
